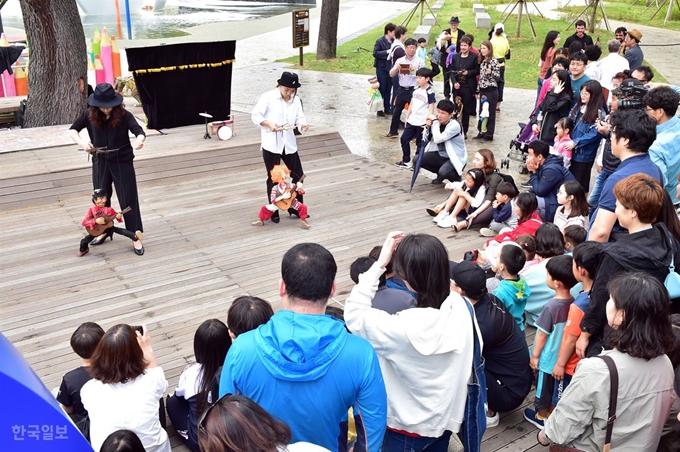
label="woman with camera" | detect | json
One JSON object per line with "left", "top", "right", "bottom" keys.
{"left": 81, "top": 324, "right": 170, "bottom": 452}
{"left": 450, "top": 35, "right": 479, "bottom": 138}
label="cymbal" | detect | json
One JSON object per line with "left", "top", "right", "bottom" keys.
{"left": 199, "top": 112, "right": 213, "bottom": 118}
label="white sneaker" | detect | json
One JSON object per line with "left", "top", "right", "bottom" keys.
{"left": 479, "top": 228, "right": 498, "bottom": 237}
{"left": 487, "top": 412, "right": 500, "bottom": 428}
{"left": 437, "top": 215, "right": 456, "bottom": 228}
{"left": 433, "top": 210, "right": 449, "bottom": 223}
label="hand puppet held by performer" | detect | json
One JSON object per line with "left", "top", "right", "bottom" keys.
{"left": 253, "top": 165, "right": 310, "bottom": 229}
{"left": 78, "top": 189, "right": 144, "bottom": 257}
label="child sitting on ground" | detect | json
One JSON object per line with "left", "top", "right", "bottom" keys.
{"left": 517, "top": 234, "right": 540, "bottom": 273}
{"left": 477, "top": 193, "right": 542, "bottom": 269}
{"left": 554, "top": 180, "right": 589, "bottom": 232}
{"left": 480, "top": 181, "right": 519, "bottom": 237}
{"left": 563, "top": 225, "right": 587, "bottom": 253}
{"left": 434, "top": 168, "right": 487, "bottom": 231}
{"left": 350, "top": 256, "right": 416, "bottom": 314}
{"left": 396, "top": 67, "right": 436, "bottom": 168}
{"left": 494, "top": 245, "right": 531, "bottom": 332}
{"left": 485, "top": 192, "right": 542, "bottom": 247}
{"left": 56, "top": 322, "right": 105, "bottom": 440}
{"left": 550, "top": 242, "right": 597, "bottom": 408}
{"left": 253, "top": 165, "right": 310, "bottom": 229}
{"left": 524, "top": 254, "right": 577, "bottom": 429}
{"left": 551, "top": 117, "right": 574, "bottom": 168}
{"left": 167, "top": 319, "right": 232, "bottom": 452}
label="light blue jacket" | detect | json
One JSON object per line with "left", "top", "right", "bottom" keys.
{"left": 219, "top": 310, "right": 387, "bottom": 452}
{"left": 649, "top": 115, "right": 680, "bottom": 204}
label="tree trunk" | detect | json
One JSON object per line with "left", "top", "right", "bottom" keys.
{"left": 316, "top": 0, "right": 339, "bottom": 60}
{"left": 19, "top": 0, "right": 87, "bottom": 127}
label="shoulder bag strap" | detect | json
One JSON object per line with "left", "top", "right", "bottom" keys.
{"left": 463, "top": 299, "right": 481, "bottom": 370}
{"left": 595, "top": 355, "right": 619, "bottom": 452}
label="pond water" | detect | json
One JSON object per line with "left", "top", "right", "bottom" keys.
{"left": 2, "top": 3, "right": 303, "bottom": 40}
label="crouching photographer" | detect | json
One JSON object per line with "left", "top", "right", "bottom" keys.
{"left": 588, "top": 78, "right": 648, "bottom": 206}
{"left": 449, "top": 35, "right": 479, "bottom": 137}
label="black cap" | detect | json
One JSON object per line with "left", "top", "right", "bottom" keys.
{"left": 449, "top": 261, "right": 487, "bottom": 299}
{"left": 92, "top": 188, "right": 107, "bottom": 202}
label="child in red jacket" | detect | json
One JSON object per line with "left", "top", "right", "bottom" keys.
{"left": 79, "top": 189, "right": 143, "bottom": 257}
{"left": 478, "top": 193, "right": 543, "bottom": 268}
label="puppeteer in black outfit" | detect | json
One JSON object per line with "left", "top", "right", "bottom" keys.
{"left": 69, "top": 83, "right": 146, "bottom": 248}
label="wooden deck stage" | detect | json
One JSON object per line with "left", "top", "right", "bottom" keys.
{"left": 0, "top": 117, "right": 542, "bottom": 452}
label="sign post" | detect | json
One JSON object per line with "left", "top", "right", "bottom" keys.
{"left": 292, "top": 10, "right": 309, "bottom": 66}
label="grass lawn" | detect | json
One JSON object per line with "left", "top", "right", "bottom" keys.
{"left": 557, "top": 0, "right": 680, "bottom": 32}
{"left": 280, "top": 0, "right": 668, "bottom": 88}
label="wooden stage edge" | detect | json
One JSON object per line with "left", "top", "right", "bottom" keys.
{"left": 0, "top": 126, "right": 540, "bottom": 452}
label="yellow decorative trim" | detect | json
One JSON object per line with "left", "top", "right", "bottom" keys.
{"left": 132, "top": 59, "right": 236, "bottom": 75}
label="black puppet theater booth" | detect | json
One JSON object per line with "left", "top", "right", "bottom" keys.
{"left": 125, "top": 41, "right": 235, "bottom": 130}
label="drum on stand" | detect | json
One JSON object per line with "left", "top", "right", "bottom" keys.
{"left": 208, "top": 118, "right": 235, "bottom": 140}
{"left": 217, "top": 125, "right": 233, "bottom": 140}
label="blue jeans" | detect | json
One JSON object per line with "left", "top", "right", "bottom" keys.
{"left": 382, "top": 429, "right": 452, "bottom": 452}
{"left": 400, "top": 124, "right": 424, "bottom": 163}
{"left": 588, "top": 169, "right": 612, "bottom": 206}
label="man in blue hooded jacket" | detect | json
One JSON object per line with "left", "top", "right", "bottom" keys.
{"left": 219, "top": 243, "right": 387, "bottom": 451}
{"left": 526, "top": 140, "right": 575, "bottom": 223}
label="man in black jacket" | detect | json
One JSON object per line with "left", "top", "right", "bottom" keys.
{"left": 564, "top": 20, "right": 594, "bottom": 51}
{"left": 373, "top": 23, "right": 396, "bottom": 117}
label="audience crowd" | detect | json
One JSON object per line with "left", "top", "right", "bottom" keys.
{"left": 44, "top": 16, "right": 680, "bottom": 452}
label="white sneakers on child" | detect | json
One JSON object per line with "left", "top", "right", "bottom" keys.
{"left": 479, "top": 227, "right": 498, "bottom": 237}
{"left": 433, "top": 210, "right": 448, "bottom": 223}
{"left": 487, "top": 412, "right": 500, "bottom": 428}
{"left": 437, "top": 215, "right": 456, "bottom": 228}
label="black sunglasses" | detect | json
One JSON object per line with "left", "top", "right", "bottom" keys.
{"left": 198, "top": 392, "right": 234, "bottom": 436}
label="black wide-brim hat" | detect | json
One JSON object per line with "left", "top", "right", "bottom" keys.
{"left": 277, "top": 71, "right": 302, "bottom": 89}
{"left": 88, "top": 83, "right": 124, "bottom": 108}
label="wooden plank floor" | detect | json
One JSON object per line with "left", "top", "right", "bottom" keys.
{"left": 0, "top": 126, "right": 541, "bottom": 451}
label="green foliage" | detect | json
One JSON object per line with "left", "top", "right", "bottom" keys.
{"left": 557, "top": 0, "right": 680, "bottom": 32}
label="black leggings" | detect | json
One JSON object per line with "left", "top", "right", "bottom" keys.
{"left": 80, "top": 226, "right": 137, "bottom": 252}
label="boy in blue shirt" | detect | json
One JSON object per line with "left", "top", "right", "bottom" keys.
{"left": 494, "top": 244, "right": 530, "bottom": 332}
{"left": 524, "top": 254, "right": 577, "bottom": 429}
{"left": 481, "top": 181, "right": 518, "bottom": 236}
{"left": 550, "top": 242, "right": 597, "bottom": 408}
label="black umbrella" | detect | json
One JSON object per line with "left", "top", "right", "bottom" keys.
{"left": 409, "top": 126, "right": 431, "bottom": 193}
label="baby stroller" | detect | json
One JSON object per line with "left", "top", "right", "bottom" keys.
{"left": 501, "top": 121, "right": 536, "bottom": 174}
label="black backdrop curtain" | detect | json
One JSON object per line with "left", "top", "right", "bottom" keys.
{"left": 125, "top": 41, "right": 235, "bottom": 130}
